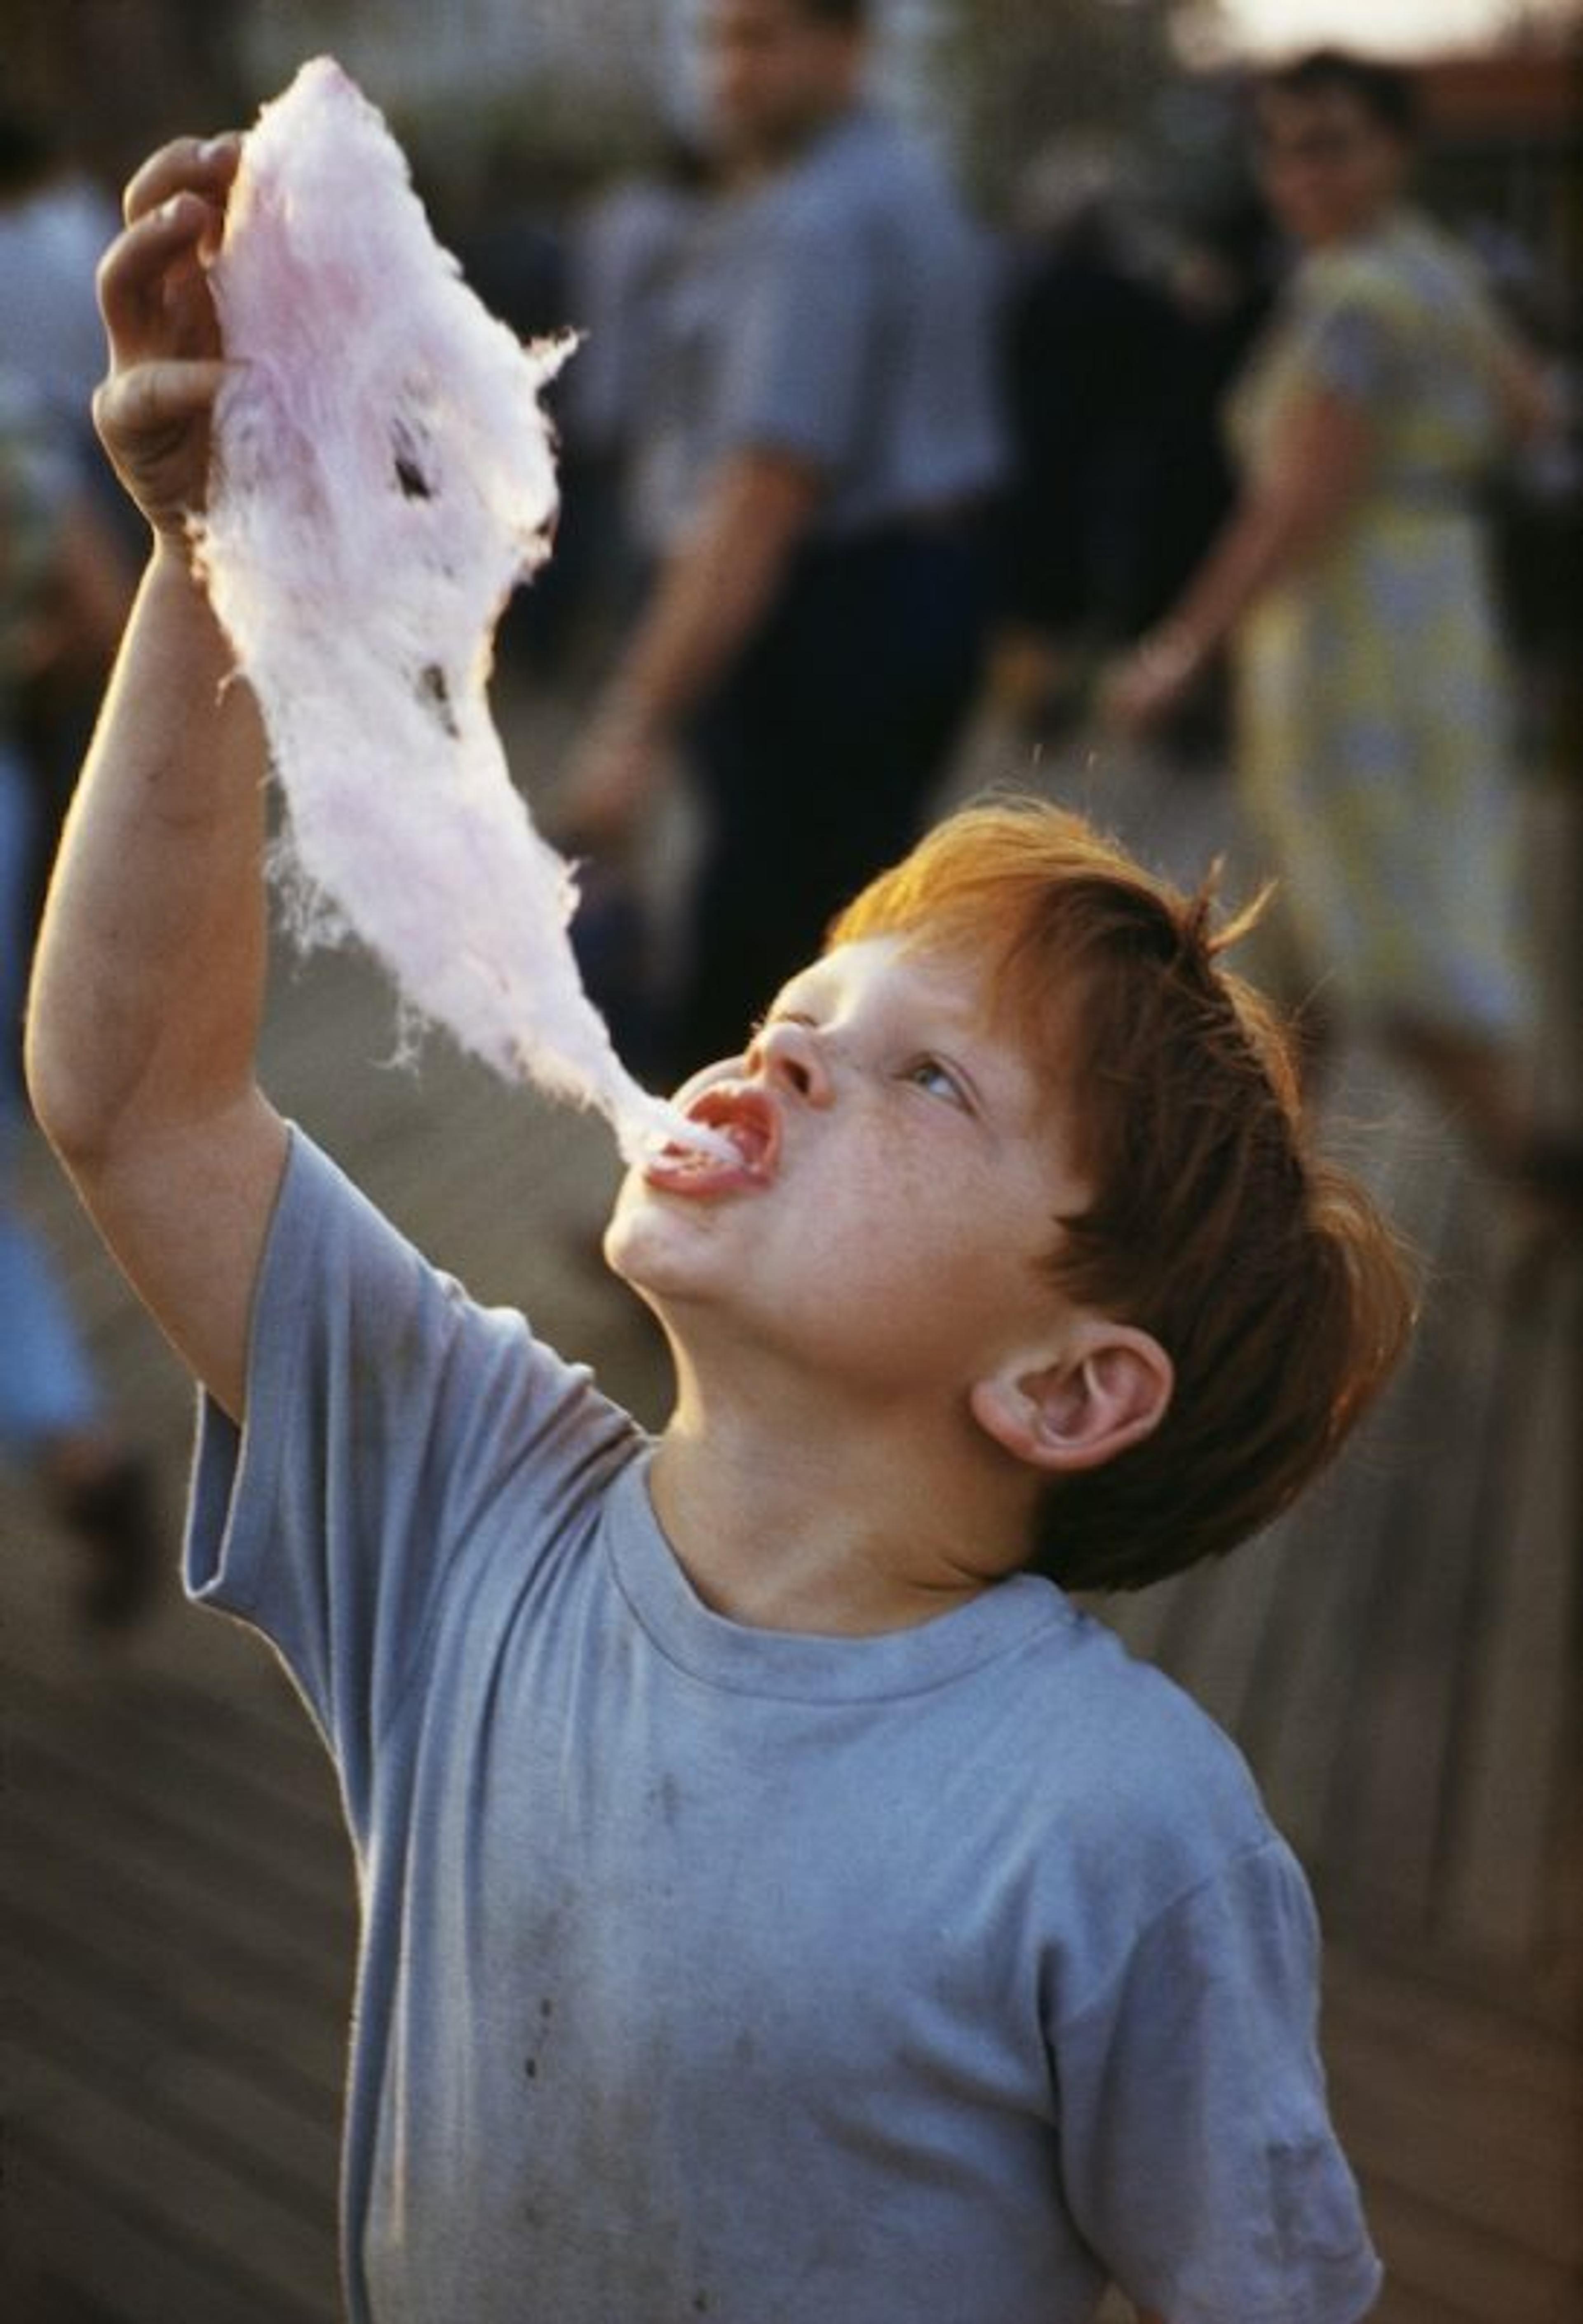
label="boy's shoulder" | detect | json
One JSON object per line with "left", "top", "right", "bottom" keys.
{"left": 896, "top": 1593, "right": 1308, "bottom": 2033}
{"left": 1019, "top": 1592, "right": 1266, "bottom": 1790}
{"left": 998, "top": 1594, "right": 1283, "bottom": 1906}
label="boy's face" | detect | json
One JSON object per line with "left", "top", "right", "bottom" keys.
{"left": 606, "top": 935, "right": 1090, "bottom": 1407}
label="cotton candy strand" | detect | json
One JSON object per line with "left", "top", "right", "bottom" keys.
{"left": 193, "top": 56, "right": 700, "bottom": 1161}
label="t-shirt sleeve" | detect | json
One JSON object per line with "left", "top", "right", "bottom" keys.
{"left": 716, "top": 193, "right": 877, "bottom": 475}
{"left": 1052, "top": 1838, "right": 1382, "bottom": 2324}
{"left": 184, "top": 1128, "right": 640, "bottom": 1834}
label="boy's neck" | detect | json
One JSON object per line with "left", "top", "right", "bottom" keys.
{"left": 647, "top": 1383, "right": 1036, "bottom": 1638}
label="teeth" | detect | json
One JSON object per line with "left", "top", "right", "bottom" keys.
{"left": 696, "top": 1119, "right": 752, "bottom": 1160}
{"left": 655, "top": 1119, "right": 763, "bottom": 1174}
{"left": 653, "top": 1091, "right": 771, "bottom": 1176}
{"left": 658, "top": 1117, "right": 736, "bottom": 1165}
{"left": 663, "top": 1141, "right": 730, "bottom": 1172}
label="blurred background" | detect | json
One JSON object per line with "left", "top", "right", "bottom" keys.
{"left": 2, "top": 2, "right": 1581, "bottom": 2320}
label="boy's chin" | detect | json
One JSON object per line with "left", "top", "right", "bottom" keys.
{"left": 600, "top": 1212, "right": 633, "bottom": 1281}
{"left": 601, "top": 1205, "right": 668, "bottom": 1297}
{"left": 603, "top": 1211, "right": 710, "bottom": 1322}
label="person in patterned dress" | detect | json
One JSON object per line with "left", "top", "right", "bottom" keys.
{"left": 1108, "top": 49, "right": 1560, "bottom": 1191}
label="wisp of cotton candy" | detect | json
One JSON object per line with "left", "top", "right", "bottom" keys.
{"left": 193, "top": 56, "right": 714, "bottom": 1163}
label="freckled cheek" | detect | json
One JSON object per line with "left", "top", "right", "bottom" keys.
{"left": 817, "top": 1162, "right": 991, "bottom": 1293}
{"left": 808, "top": 1151, "right": 949, "bottom": 1260}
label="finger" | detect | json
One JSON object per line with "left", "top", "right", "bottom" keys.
{"left": 122, "top": 133, "right": 242, "bottom": 227}
{"left": 94, "top": 358, "right": 230, "bottom": 445}
{"left": 98, "top": 193, "right": 223, "bottom": 361}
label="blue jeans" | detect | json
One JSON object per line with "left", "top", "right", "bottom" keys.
{"left": 0, "top": 742, "right": 100, "bottom": 1452}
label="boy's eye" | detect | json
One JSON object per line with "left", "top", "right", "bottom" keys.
{"left": 903, "top": 1055, "right": 970, "bottom": 1109}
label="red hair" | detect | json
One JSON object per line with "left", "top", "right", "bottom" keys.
{"left": 829, "top": 798, "right": 1414, "bottom": 1592}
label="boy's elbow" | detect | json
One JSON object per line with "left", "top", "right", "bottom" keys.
{"left": 23, "top": 945, "right": 251, "bottom": 1177}
{"left": 22, "top": 996, "right": 129, "bottom": 1177}
{"left": 22, "top": 1014, "right": 99, "bottom": 1168}
{"left": 23, "top": 1002, "right": 190, "bottom": 1192}
{"left": 24, "top": 1045, "right": 262, "bottom": 1203}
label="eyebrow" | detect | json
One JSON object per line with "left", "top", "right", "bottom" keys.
{"left": 785, "top": 971, "right": 972, "bottom": 1032}
{"left": 763, "top": 975, "right": 829, "bottom": 1020}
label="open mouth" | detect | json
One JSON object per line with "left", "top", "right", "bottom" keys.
{"left": 643, "top": 1084, "right": 779, "bottom": 1194}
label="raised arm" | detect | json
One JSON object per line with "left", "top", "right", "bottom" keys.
{"left": 24, "top": 135, "right": 287, "bottom": 1424}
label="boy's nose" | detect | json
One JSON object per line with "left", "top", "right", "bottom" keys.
{"left": 745, "top": 1017, "right": 835, "bottom": 1106}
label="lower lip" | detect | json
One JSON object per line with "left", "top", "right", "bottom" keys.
{"left": 641, "top": 1148, "right": 769, "bottom": 1198}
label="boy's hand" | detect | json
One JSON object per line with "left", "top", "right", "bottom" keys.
{"left": 93, "top": 134, "right": 242, "bottom": 546}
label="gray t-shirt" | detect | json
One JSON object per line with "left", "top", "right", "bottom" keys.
{"left": 630, "top": 106, "right": 1007, "bottom": 553}
{"left": 187, "top": 1130, "right": 1383, "bottom": 2324}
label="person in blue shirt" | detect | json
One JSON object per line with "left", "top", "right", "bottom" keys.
{"left": 559, "top": 0, "right": 1007, "bottom": 1075}
{"left": 26, "top": 129, "right": 1409, "bottom": 2323}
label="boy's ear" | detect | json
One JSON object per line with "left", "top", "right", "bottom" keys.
{"left": 970, "top": 1323, "right": 1173, "bottom": 1476}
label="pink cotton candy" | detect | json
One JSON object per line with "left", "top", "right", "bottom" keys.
{"left": 192, "top": 57, "right": 706, "bottom": 1162}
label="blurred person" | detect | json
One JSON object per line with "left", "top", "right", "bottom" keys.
{"left": 1, "top": 108, "right": 141, "bottom": 895}
{"left": 1134, "top": 192, "right": 1280, "bottom": 753}
{"left": 1106, "top": 50, "right": 1567, "bottom": 1199}
{"left": 560, "top": 136, "right": 715, "bottom": 650}
{"left": 0, "top": 111, "right": 119, "bottom": 463}
{"left": 558, "top": 0, "right": 1005, "bottom": 1076}
{"left": 992, "top": 155, "right": 1274, "bottom": 761}
{"left": 1, "top": 373, "right": 155, "bottom": 1627}
{"left": 990, "top": 142, "right": 1184, "bottom": 742}
{"left": 557, "top": 138, "right": 718, "bottom": 1078}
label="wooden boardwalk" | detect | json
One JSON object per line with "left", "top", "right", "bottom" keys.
{"left": 3, "top": 747, "right": 1580, "bottom": 2322}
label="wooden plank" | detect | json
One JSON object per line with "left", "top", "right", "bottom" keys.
{"left": 1322, "top": 2008, "right": 1583, "bottom": 2247}
{"left": 1315, "top": 1292, "right": 1503, "bottom": 1937}
{"left": 1323, "top": 1948, "right": 1583, "bottom": 2314}
{"left": 1233, "top": 1407, "right": 1400, "bottom": 1822}
{"left": 11, "top": 2080, "right": 340, "bottom": 2323}
{"left": 1137, "top": 1509, "right": 1295, "bottom": 1744}
{"left": 3, "top": 1867, "right": 346, "bottom": 2105}
{"left": 1, "top": 1540, "right": 338, "bottom": 1772}
{"left": 5, "top": 1687, "right": 350, "bottom": 1919}
{"left": 6, "top": 1614, "right": 349, "bottom": 1820}
{"left": 1438, "top": 1257, "right": 1583, "bottom": 1982}
{"left": 1216, "top": 1418, "right": 1397, "bottom": 1868}
{"left": 9, "top": 2146, "right": 334, "bottom": 2324}
{"left": 1353, "top": 2177, "right": 1581, "bottom": 2324}
{"left": 1324, "top": 1945, "right": 1583, "bottom": 2114}
{"left": 7, "top": 1741, "right": 350, "bottom": 1975}
{"left": 5, "top": 1786, "right": 352, "bottom": 2066}
{"left": 1367, "top": 2276, "right": 1489, "bottom": 2324}
{"left": 1329, "top": 2060, "right": 1582, "bottom": 2280}
{"left": 7, "top": 1978, "right": 340, "bottom": 2218}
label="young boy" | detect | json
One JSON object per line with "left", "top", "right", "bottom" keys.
{"left": 26, "top": 135, "right": 1409, "bottom": 2324}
